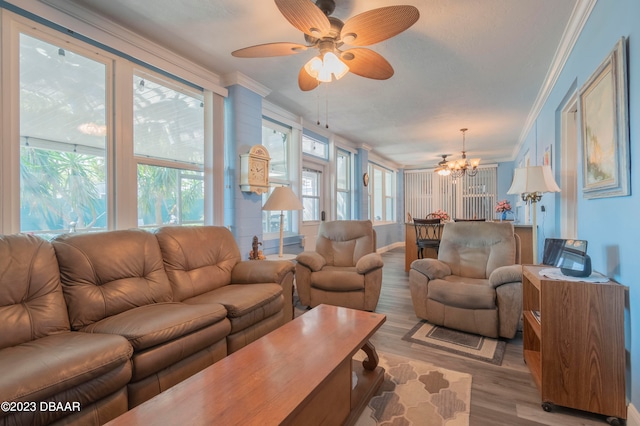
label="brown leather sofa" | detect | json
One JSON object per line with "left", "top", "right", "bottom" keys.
{"left": 0, "top": 234, "right": 133, "bottom": 426}
{"left": 0, "top": 227, "right": 295, "bottom": 425}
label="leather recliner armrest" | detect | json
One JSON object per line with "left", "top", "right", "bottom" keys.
{"left": 295, "top": 252, "right": 326, "bottom": 272}
{"left": 231, "top": 260, "right": 295, "bottom": 284}
{"left": 355, "top": 252, "right": 384, "bottom": 274}
{"left": 489, "top": 264, "right": 523, "bottom": 288}
{"left": 410, "top": 258, "right": 451, "bottom": 280}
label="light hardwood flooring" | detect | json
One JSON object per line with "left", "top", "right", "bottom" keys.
{"left": 295, "top": 248, "right": 612, "bottom": 425}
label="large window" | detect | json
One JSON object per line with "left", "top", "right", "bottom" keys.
{"left": 19, "top": 34, "right": 109, "bottom": 234}
{"left": 6, "top": 15, "right": 213, "bottom": 235}
{"left": 261, "top": 120, "right": 293, "bottom": 234}
{"left": 133, "top": 73, "right": 204, "bottom": 227}
{"left": 336, "top": 149, "right": 352, "bottom": 220}
{"left": 369, "top": 164, "right": 396, "bottom": 223}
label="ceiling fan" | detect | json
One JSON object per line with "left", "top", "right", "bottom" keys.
{"left": 231, "top": 0, "right": 420, "bottom": 91}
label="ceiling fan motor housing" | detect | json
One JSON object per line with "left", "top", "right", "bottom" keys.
{"left": 315, "top": 0, "right": 335, "bottom": 16}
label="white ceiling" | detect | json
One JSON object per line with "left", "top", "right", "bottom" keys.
{"left": 43, "top": 0, "right": 578, "bottom": 168}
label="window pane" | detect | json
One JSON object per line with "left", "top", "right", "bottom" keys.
{"left": 19, "top": 34, "right": 107, "bottom": 233}
{"left": 373, "top": 168, "right": 383, "bottom": 221}
{"left": 137, "top": 165, "right": 203, "bottom": 226}
{"left": 302, "top": 169, "right": 320, "bottom": 221}
{"left": 302, "top": 134, "right": 328, "bottom": 159}
{"left": 262, "top": 124, "right": 289, "bottom": 180}
{"left": 133, "top": 75, "right": 204, "bottom": 164}
{"left": 337, "top": 192, "right": 350, "bottom": 220}
{"left": 336, "top": 151, "right": 349, "bottom": 190}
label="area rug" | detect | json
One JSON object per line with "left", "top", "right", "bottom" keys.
{"left": 355, "top": 352, "right": 471, "bottom": 426}
{"left": 402, "top": 321, "right": 506, "bottom": 366}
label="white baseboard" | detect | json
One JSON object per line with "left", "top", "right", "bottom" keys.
{"left": 628, "top": 403, "right": 640, "bottom": 426}
{"left": 377, "top": 242, "right": 404, "bottom": 253}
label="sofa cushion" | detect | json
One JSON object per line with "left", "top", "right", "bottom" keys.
{"left": 311, "top": 266, "right": 364, "bottom": 291}
{"left": 154, "top": 226, "right": 241, "bottom": 301}
{"left": 428, "top": 277, "right": 496, "bottom": 310}
{"left": 0, "top": 332, "right": 132, "bottom": 403}
{"left": 0, "top": 234, "right": 70, "bottom": 350}
{"left": 53, "top": 230, "right": 173, "bottom": 330}
{"left": 183, "top": 284, "right": 283, "bottom": 334}
{"left": 80, "top": 302, "right": 228, "bottom": 352}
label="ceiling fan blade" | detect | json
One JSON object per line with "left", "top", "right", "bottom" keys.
{"left": 340, "top": 48, "right": 394, "bottom": 80}
{"left": 341, "top": 6, "right": 419, "bottom": 46}
{"left": 231, "top": 42, "right": 308, "bottom": 58}
{"left": 275, "top": 0, "right": 332, "bottom": 38}
{"left": 298, "top": 65, "right": 320, "bottom": 91}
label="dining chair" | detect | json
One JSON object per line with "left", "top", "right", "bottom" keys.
{"left": 413, "top": 218, "right": 442, "bottom": 259}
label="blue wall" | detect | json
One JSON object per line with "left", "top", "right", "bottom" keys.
{"left": 513, "top": 0, "right": 640, "bottom": 411}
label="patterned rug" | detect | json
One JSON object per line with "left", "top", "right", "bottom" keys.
{"left": 402, "top": 321, "right": 506, "bottom": 365}
{"left": 355, "top": 352, "right": 471, "bottom": 426}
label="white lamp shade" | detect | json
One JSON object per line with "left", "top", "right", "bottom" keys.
{"left": 262, "top": 187, "right": 303, "bottom": 211}
{"left": 507, "top": 166, "right": 561, "bottom": 195}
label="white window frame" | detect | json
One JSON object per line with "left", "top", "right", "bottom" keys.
{"left": 261, "top": 119, "right": 294, "bottom": 239}
{"left": 0, "top": 10, "right": 215, "bottom": 234}
{"left": 369, "top": 163, "right": 396, "bottom": 224}
{"left": 335, "top": 148, "right": 352, "bottom": 220}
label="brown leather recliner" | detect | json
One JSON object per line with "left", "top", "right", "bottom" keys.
{"left": 52, "top": 229, "right": 232, "bottom": 408}
{"left": 409, "top": 222, "right": 523, "bottom": 339}
{"left": 0, "top": 234, "right": 133, "bottom": 426}
{"left": 154, "top": 226, "right": 296, "bottom": 354}
{"left": 295, "top": 220, "right": 384, "bottom": 311}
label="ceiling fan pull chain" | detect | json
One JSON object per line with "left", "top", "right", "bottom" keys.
{"left": 325, "top": 82, "right": 329, "bottom": 129}
{"left": 316, "top": 87, "right": 320, "bottom": 126}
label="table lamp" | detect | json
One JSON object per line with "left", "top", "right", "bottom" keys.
{"left": 507, "top": 166, "right": 560, "bottom": 264}
{"left": 262, "top": 187, "right": 303, "bottom": 258}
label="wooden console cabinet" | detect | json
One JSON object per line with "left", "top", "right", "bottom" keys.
{"left": 522, "top": 265, "right": 626, "bottom": 423}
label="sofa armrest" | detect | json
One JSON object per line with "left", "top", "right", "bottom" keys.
{"left": 231, "top": 260, "right": 295, "bottom": 285}
{"left": 410, "top": 259, "right": 451, "bottom": 280}
{"left": 489, "top": 264, "right": 523, "bottom": 288}
{"left": 356, "top": 252, "right": 384, "bottom": 274}
{"left": 295, "top": 252, "right": 326, "bottom": 272}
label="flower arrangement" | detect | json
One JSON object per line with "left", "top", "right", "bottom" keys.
{"left": 495, "top": 200, "right": 512, "bottom": 213}
{"left": 430, "top": 209, "right": 450, "bottom": 222}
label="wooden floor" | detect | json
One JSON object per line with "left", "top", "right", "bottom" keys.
{"left": 297, "top": 248, "right": 613, "bottom": 425}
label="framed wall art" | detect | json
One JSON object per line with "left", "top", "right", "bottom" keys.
{"left": 578, "top": 37, "right": 630, "bottom": 199}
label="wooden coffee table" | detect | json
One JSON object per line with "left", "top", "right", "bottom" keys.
{"left": 106, "top": 304, "right": 386, "bottom": 426}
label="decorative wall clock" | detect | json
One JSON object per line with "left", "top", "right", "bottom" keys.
{"left": 240, "top": 145, "right": 271, "bottom": 194}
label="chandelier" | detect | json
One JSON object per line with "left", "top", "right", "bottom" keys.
{"left": 434, "top": 128, "right": 481, "bottom": 178}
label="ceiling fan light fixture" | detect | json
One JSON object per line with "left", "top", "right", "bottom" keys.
{"left": 323, "top": 51, "right": 349, "bottom": 80}
{"left": 304, "top": 51, "right": 349, "bottom": 82}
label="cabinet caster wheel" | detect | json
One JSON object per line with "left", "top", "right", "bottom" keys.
{"left": 606, "top": 417, "right": 623, "bottom": 426}
{"left": 541, "top": 402, "right": 553, "bottom": 412}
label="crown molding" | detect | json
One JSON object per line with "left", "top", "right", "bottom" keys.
{"left": 222, "top": 72, "right": 271, "bottom": 98}
{"left": 513, "top": 0, "right": 598, "bottom": 160}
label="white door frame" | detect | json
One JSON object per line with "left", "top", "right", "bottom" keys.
{"left": 560, "top": 93, "right": 579, "bottom": 239}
